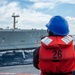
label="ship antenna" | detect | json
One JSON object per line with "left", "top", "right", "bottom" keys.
{"left": 12, "top": 13, "right": 20, "bottom": 30}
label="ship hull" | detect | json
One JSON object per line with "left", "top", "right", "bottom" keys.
{"left": 0, "top": 29, "right": 47, "bottom": 51}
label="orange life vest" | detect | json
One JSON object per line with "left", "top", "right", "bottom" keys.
{"left": 38, "top": 35, "right": 75, "bottom": 74}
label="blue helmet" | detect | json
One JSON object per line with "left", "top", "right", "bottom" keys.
{"left": 46, "top": 16, "right": 69, "bottom": 36}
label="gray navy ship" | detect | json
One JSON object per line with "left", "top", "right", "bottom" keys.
{"left": 0, "top": 29, "right": 47, "bottom": 51}
{"left": 0, "top": 29, "right": 75, "bottom": 51}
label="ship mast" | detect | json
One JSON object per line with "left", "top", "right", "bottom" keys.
{"left": 12, "top": 13, "right": 20, "bottom": 29}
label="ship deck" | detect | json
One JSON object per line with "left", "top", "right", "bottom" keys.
{"left": 0, "top": 64, "right": 40, "bottom": 75}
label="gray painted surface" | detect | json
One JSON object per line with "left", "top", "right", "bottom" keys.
{"left": 0, "top": 29, "right": 75, "bottom": 51}
{"left": 0, "top": 64, "right": 40, "bottom": 74}
{"left": 0, "top": 29, "right": 47, "bottom": 51}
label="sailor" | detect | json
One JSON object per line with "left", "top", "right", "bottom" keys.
{"left": 33, "top": 15, "right": 75, "bottom": 75}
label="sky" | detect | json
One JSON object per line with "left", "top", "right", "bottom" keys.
{"left": 0, "top": 0, "right": 75, "bottom": 34}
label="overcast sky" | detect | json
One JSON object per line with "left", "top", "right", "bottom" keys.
{"left": 0, "top": 0, "right": 75, "bottom": 34}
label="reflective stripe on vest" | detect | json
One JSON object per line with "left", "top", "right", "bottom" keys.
{"left": 41, "top": 37, "right": 53, "bottom": 45}
{"left": 61, "top": 35, "right": 73, "bottom": 44}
